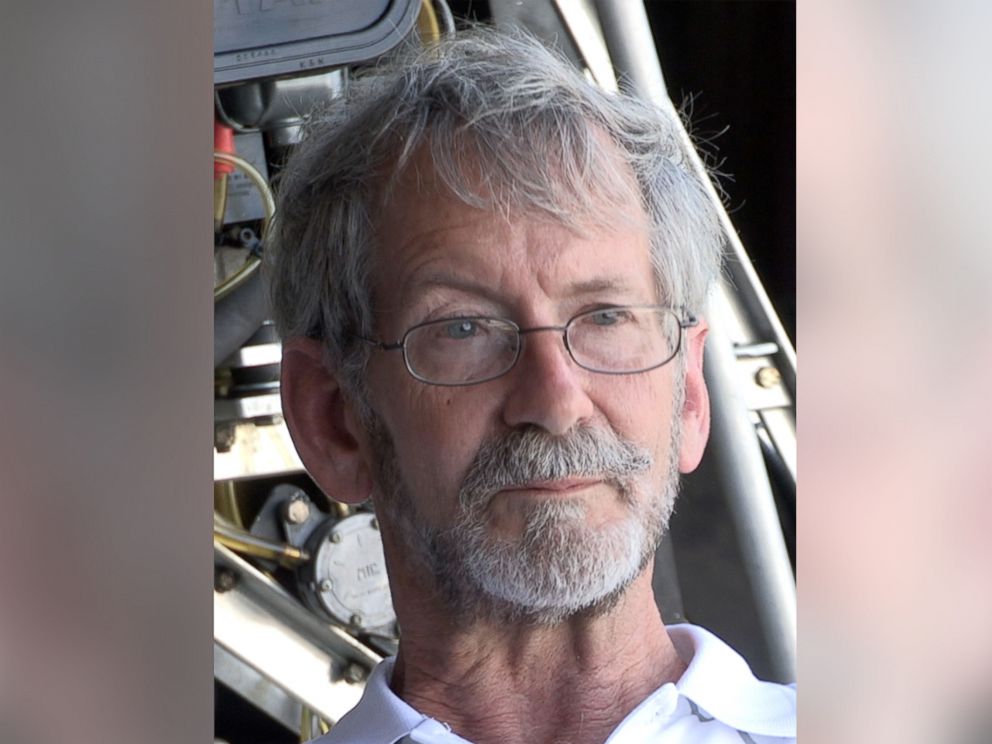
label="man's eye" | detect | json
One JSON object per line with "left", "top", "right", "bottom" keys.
{"left": 586, "top": 309, "right": 631, "bottom": 326}
{"left": 442, "top": 320, "right": 479, "bottom": 339}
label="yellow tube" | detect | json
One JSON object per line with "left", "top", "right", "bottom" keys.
{"left": 214, "top": 174, "right": 229, "bottom": 233}
{"left": 417, "top": 0, "right": 441, "bottom": 44}
{"left": 300, "top": 705, "right": 312, "bottom": 742}
{"left": 213, "top": 521, "right": 310, "bottom": 567}
{"left": 213, "top": 481, "right": 243, "bottom": 528}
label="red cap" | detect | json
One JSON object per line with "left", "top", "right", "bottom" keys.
{"left": 214, "top": 121, "right": 235, "bottom": 177}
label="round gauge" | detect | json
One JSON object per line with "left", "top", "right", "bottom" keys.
{"left": 300, "top": 513, "right": 395, "bottom": 632}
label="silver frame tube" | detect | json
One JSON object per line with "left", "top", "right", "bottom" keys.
{"left": 591, "top": 0, "right": 796, "bottom": 680}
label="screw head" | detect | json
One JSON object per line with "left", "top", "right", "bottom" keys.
{"left": 214, "top": 423, "right": 236, "bottom": 453}
{"left": 284, "top": 497, "right": 310, "bottom": 525}
{"left": 343, "top": 662, "right": 366, "bottom": 684}
{"left": 319, "top": 579, "right": 333, "bottom": 592}
{"left": 214, "top": 567, "right": 238, "bottom": 593}
{"left": 329, "top": 532, "right": 342, "bottom": 543}
{"left": 755, "top": 366, "right": 782, "bottom": 389}
{"left": 349, "top": 613, "right": 363, "bottom": 628}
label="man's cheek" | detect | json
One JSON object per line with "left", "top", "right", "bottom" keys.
{"left": 397, "top": 445, "right": 462, "bottom": 522}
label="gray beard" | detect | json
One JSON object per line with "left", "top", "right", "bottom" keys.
{"left": 368, "top": 379, "right": 684, "bottom": 626}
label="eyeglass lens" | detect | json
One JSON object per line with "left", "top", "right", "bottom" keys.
{"left": 405, "top": 317, "right": 520, "bottom": 384}
{"left": 568, "top": 307, "right": 679, "bottom": 373}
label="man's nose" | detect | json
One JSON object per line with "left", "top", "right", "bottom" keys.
{"left": 500, "top": 328, "right": 595, "bottom": 435}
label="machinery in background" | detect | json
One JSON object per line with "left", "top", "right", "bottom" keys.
{"left": 213, "top": 2, "right": 796, "bottom": 741}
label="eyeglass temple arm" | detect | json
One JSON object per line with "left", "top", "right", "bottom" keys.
{"left": 356, "top": 335, "right": 404, "bottom": 351}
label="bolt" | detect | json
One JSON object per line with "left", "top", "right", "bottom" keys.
{"left": 319, "top": 579, "right": 333, "bottom": 592}
{"left": 214, "top": 368, "right": 233, "bottom": 396}
{"left": 343, "top": 662, "right": 366, "bottom": 684}
{"left": 755, "top": 366, "right": 782, "bottom": 389}
{"left": 284, "top": 497, "right": 310, "bottom": 525}
{"left": 329, "top": 532, "right": 342, "bottom": 543}
{"left": 369, "top": 517, "right": 379, "bottom": 530}
{"left": 214, "top": 422, "right": 236, "bottom": 453}
{"left": 214, "top": 567, "right": 238, "bottom": 593}
{"left": 349, "top": 613, "right": 364, "bottom": 628}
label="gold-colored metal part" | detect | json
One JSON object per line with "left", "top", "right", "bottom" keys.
{"left": 213, "top": 516, "right": 310, "bottom": 567}
{"left": 213, "top": 173, "right": 229, "bottom": 232}
{"left": 300, "top": 705, "right": 312, "bottom": 742}
{"left": 214, "top": 481, "right": 243, "bottom": 528}
{"left": 300, "top": 705, "right": 331, "bottom": 740}
{"left": 417, "top": 0, "right": 440, "bottom": 43}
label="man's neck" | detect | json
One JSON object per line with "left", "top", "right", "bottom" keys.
{"left": 389, "top": 574, "right": 686, "bottom": 744}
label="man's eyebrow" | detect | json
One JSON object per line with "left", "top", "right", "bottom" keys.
{"left": 564, "top": 278, "right": 641, "bottom": 297}
{"left": 403, "top": 275, "right": 645, "bottom": 304}
{"left": 404, "top": 272, "right": 506, "bottom": 305}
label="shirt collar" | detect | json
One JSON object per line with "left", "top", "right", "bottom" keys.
{"left": 669, "top": 623, "right": 796, "bottom": 737}
{"left": 328, "top": 659, "right": 473, "bottom": 744}
{"left": 324, "top": 658, "right": 424, "bottom": 744}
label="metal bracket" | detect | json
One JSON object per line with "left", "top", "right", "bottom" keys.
{"left": 213, "top": 543, "right": 382, "bottom": 726}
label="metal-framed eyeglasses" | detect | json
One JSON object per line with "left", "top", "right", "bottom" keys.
{"left": 358, "top": 305, "right": 699, "bottom": 387}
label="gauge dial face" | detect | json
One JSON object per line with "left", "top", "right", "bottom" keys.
{"left": 310, "top": 514, "right": 395, "bottom": 631}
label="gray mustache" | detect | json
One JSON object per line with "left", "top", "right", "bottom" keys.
{"left": 458, "top": 426, "right": 653, "bottom": 508}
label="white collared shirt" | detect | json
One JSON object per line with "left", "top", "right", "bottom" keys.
{"left": 310, "top": 624, "right": 796, "bottom": 743}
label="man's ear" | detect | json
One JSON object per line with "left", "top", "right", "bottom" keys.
{"left": 678, "top": 320, "right": 711, "bottom": 474}
{"left": 280, "top": 338, "right": 373, "bottom": 504}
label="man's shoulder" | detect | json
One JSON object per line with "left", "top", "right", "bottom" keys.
{"left": 308, "top": 657, "right": 423, "bottom": 744}
{"left": 605, "top": 625, "right": 794, "bottom": 742}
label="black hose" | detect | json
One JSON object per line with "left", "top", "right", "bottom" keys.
{"left": 214, "top": 271, "right": 270, "bottom": 367}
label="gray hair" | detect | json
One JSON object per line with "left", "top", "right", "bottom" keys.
{"left": 268, "top": 27, "right": 723, "bottom": 395}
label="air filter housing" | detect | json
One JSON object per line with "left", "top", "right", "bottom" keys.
{"left": 214, "top": 0, "right": 420, "bottom": 85}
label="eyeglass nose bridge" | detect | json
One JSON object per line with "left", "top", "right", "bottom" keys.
{"left": 512, "top": 323, "right": 577, "bottom": 369}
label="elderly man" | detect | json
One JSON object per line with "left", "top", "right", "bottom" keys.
{"left": 271, "top": 28, "right": 795, "bottom": 744}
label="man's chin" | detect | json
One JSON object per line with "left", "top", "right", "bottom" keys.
{"left": 479, "top": 574, "right": 637, "bottom": 627}
{"left": 484, "top": 493, "right": 591, "bottom": 539}
{"left": 449, "top": 507, "right": 653, "bottom": 625}
{"left": 469, "top": 554, "right": 654, "bottom": 627}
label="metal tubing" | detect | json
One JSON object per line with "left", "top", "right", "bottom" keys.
{"left": 706, "top": 310, "right": 797, "bottom": 680}
{"left": 591, "top": 0, "right": 668, "bottom": 100}
{"left": 214, "top": 270, "right": 269, "bottom": 367}
{"left": 593, "top": 0, "right": 796, "bottom": 679}
{"left": 592, "top": 0, "right": 795, "bottom": 398}
{"left": 551, "top": 0, "right": 619, "bottom": 92}
{"left": 214, "top": 544, "right": 381, "bottom": 725}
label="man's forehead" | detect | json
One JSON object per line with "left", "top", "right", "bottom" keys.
{"left": 369, "top": 207, "right": 655, "bottom": 325}
{"left": 376, "top": 131, "right": 645, "bottom": 229}
{"left": 366, "top": 140, "right": 655, "bottom": 316}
